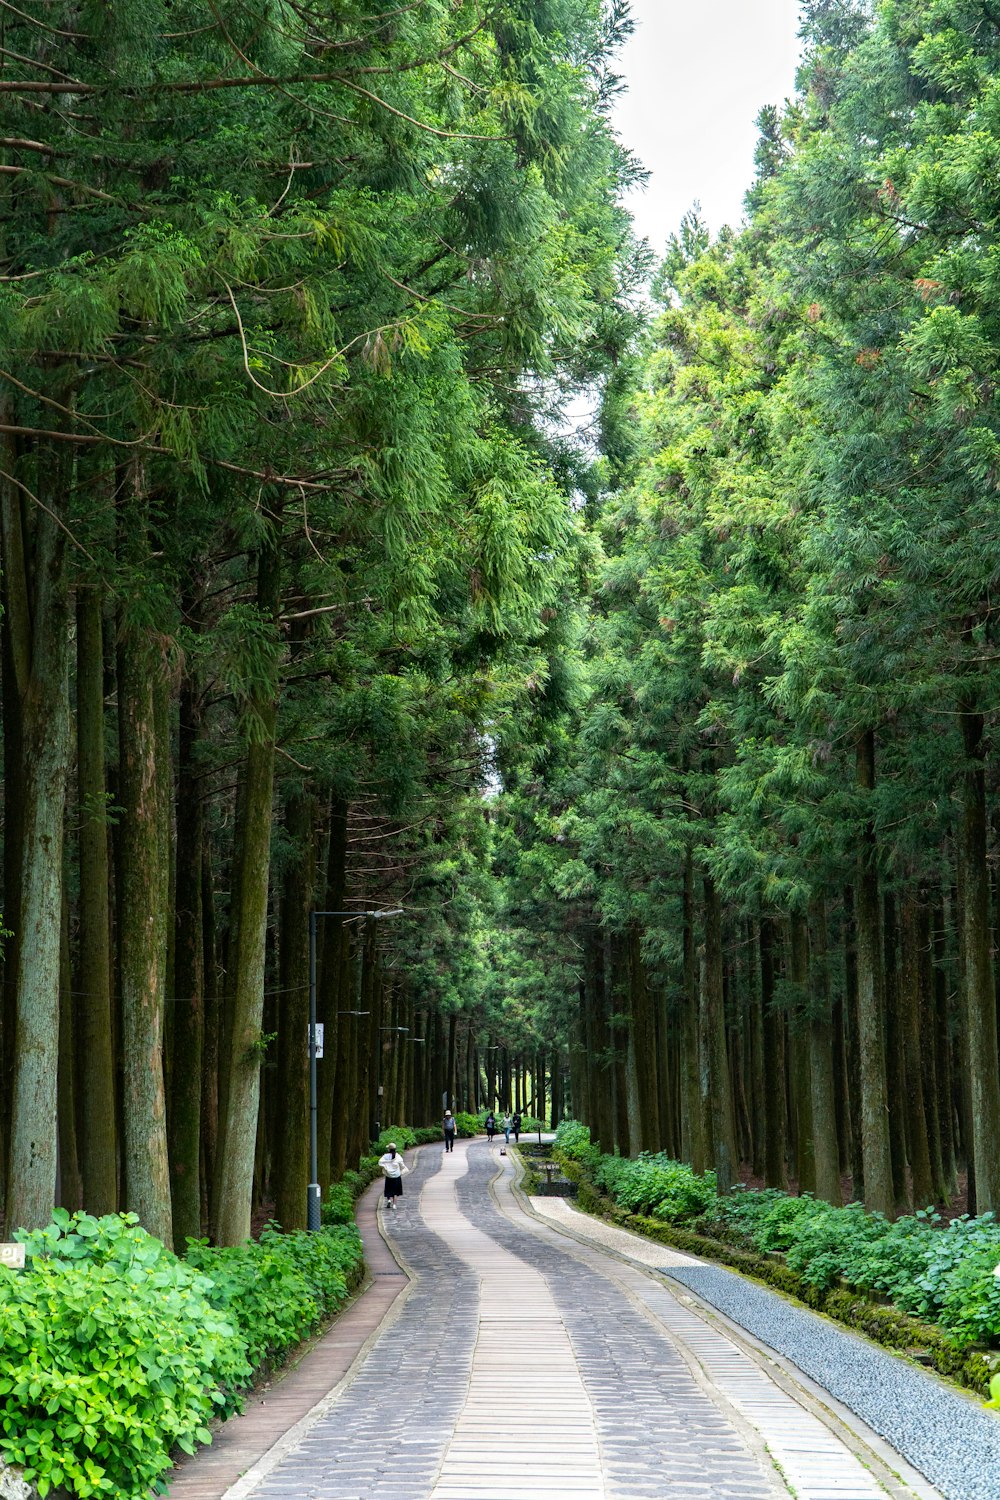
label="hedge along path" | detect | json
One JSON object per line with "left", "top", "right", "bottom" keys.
{"left": 167, "top": 1173, "right": 411, "bottom": 1500}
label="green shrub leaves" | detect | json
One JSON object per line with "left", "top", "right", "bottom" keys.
{"left": 0, "top": 1211, "right": 363, "bottom": 1498}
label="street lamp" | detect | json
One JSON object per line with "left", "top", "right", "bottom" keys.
{"left": 308, "top": 907, "right": 404, "bottom": 1230}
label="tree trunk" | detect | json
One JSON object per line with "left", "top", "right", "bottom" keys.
{"left": 899, "top": 888, "right": 933, "bottom": 1208}
{"left": 917, "top": 893, "right": 945, "bottom": 1203}
{"left": 842, "top": 886, "right": 864, "bottom": 1199}
{"left": 627, "top": 924, "right": 659, "bottom": 1152}
{"left": 201, "top": 843, "right": 221, "bottom": 1217}
{"left": 681, "top": 854, "right": 706, "bottom": 1171}
{"left": 214, "top": 538, "right": 280, "bottom": 1246}
{"left": 854, "top": 731, "right": 894, "bottom": 1218}
{"left": 789, "top": 911, "right": 815, "bottom": 1195}
{"left": 882, "top": 892, "right": 910, "bottom": 1213}
{"left": 274, "top": 790, "right": 316, "bottom": 1232}
{"left": 958, "top": 706, "right": 1000, "bottom": 1210}
{"left": 5, "top": 488, "right": 70, "bottom": 1233}
{"left": 318, "top": 798, "right": 348, "bottom": 1187}
{"left": 760, "top": 917, "right": 787, "bottom": 1190}
{"left": 702, "top": 874, "right": 735, "bottom": 1193}
{"left": 932, "top": 902, "right": 957, "bottom": 1196}
{"left": 117, "top": 591, "right": 172, "bottom": 1244}
{"left": 57, "top": 888, "right": 82, "bottom": 1210}
{"left": 170, "top": 665, "right": 205, "bottom": 1249}
{"left": 808, "top": 899, "right": 841, "bottom": 1205}
{"left": 747, "top": 922, "right": 766, "bottom": 1178}
{"left": 75, "top": 585, "right": 117, "bottom": 1215}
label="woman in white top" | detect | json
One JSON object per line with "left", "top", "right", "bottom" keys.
{"left": 378, "top": 1142, "right": 409, "bottom": 1210}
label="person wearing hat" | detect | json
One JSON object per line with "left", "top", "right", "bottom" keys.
{"left": 378, "top": 1142, "right": 409, "bottom": 1210}
{"left": 442, "top": 1108, "right": 457, "bottom": 1153}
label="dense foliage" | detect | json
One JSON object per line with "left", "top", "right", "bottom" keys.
{"left": 0, "top": 0, "right": 641, "bottom": 1249}
{"left": 557, "top": 1123, "right": 1000, "bottom": 1350}
{"left": 0, "top": 1211, "right": 362, "bottom": 1498}
{"left": 492, "top": 0, "right": 1000, "bottom": 1237}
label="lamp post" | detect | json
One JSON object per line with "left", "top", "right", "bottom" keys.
{"left": 308, "top": 907, "right": 403, "bottom": 1230}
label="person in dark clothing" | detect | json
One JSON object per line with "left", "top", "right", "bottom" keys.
{"left": 485, "top": 1111, "right": 496, "bottom": 1142}
{"left": 511, "top": 1111, "right": 521, "bottom": 1143}
{"left": 443, "top": 1109, "right": 457, "bottom": 1153}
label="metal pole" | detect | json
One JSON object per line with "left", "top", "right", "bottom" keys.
{"left": 307, "top": 910, "right": 321, "bottom": 1230}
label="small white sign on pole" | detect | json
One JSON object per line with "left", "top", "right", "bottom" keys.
{"left": 310, "top": 1023, "right": 324, "bottom": 1059}
{"left": 0, "top": 1243, "right": 25, "bottom": 1270}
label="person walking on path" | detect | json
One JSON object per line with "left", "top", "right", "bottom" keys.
{"left": 378, "top": 1142, "right": 409, "bottom": 1210}
{"left": 511, "top": 1111, "right": 521, "bottom": 1144}
{"left": 443, "top": 1109, "right": 457, "bottom": 1153}
{"left": 502, "top": 1112, "right": 512, "bottom": 1145}
{"left": 485, "top": 1111, "right": 496, "bottom": 1143}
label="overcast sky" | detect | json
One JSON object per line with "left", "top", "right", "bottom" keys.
{"left": 611, "top": 1, "right": 804, "bottom": 258}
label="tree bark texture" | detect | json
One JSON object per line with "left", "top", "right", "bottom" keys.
{"left": 854, "top": 731, "right": 894, "bottom": 1218}
{"left": 6, "top": 487, "right": 71, "bottom": 1233}
{"left": 75, "top": 585, "right": 118, "bottom": 1216}
{"left": 214, "top": 538, "right": 280, "bottom": 1247}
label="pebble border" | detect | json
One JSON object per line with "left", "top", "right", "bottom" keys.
{"left": 664, "top": 1263, "right": 1000, "bottom": 1500}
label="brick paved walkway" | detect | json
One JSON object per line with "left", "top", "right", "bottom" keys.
{"left": 190, "top": 1139, "right": 945, "bottom": 1500}
{"left": 193, "top": 1134, "right": 947, "bottom": 1500}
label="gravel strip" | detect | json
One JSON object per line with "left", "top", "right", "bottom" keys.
{"left": 664, "top": 1264, "right": 999, "bottom": 1500}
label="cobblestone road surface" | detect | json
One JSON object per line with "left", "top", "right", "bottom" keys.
{"left": 233, "top": 1142, "right": 943, "bottom": 1500}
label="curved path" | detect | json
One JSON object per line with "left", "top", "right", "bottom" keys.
{"left": 213, "top": 1141, "right": 964, "bottom": 1500}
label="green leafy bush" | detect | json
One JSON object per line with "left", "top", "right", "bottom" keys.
{"left": 559, "top": 1121, "right": 1000, "bottom": 1351}
{"left": 187, "top": 1223, "right": 361, "bottom": 1370}
{"left": 0, "top": 1211, "right": 247, "bottom": 1498}
{"left": 594, "top": 1153, "right": 717, "bottom": 1222}
{"left": 0, "top": 1208, "right": 364, "bottom": 1500}
{"left": 553, "top": 1119, "right": 601, "bottom": 1169}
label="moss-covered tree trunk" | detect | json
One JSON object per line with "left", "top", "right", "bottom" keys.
{"left": 701, "top": 874, "right": 735, "bottom": 1193}
{"left": 75, "top": 585, "right": 117, "bottom": 1215}
{"left": 117, "top": 565, "right": 172, "bottom": 1245}
{"left": 4, "top": 474, "right": 70, "bottom": 1232}
{"left": 854, "top": 731, "right": 894, "bottom": 1218}
{"left": 170, "top": 663, "right": 205, "bottom": 1250}
{"left": 760, "top": 917, "right": 786, "bottom": 1190}
{"left": 808, "top": 899, "right": 841, "bottom": 1205}
{"left": 214, "top": 538, "right": 280, "bottom": 1247}
{"left": 958, "top": 706, "right": 1000, "bottom": 1210}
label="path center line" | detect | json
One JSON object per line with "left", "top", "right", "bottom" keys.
{"left": 419, "top": 1147, "right": 605, "bottom": 1500}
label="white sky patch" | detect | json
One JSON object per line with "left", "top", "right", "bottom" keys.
{"left": 612, "top": 0, "right": 804, "bottom": 256}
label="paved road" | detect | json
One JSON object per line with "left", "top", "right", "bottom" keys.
{"left": 225, "top": 1142, "right": 942, "bottom": 1500}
